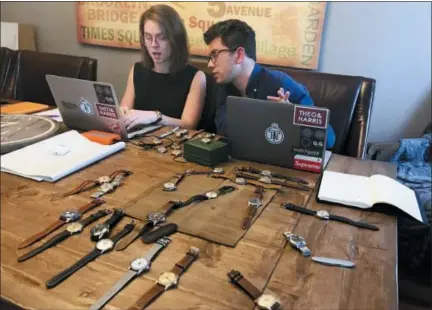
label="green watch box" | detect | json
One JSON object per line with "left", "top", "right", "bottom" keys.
{"left": 183, "top": 139, "right": 229, "bottom": 167}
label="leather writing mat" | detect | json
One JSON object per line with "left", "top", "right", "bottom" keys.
{"left": 123, "top": 174, "right": 279, "bottom": 247}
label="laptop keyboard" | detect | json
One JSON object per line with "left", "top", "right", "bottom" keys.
{"left": 127, "top": 125, "right": 162, "bottom": 139}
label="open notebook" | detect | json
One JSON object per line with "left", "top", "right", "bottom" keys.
{"left": 317, "top": 170, "right": 427, "bottom": 224}
{"left": 1, "top": 130, "right": 125, "bottom": 182}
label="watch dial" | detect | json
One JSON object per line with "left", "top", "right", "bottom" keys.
{"left": 96, "top": 239, "right": 114, "bottom": 251}
{"left": 205, "top": 191, "right": 218, "bottom": 199}
{"left": 131, "top": 258, "right": 150, "bottom": 271}
{"left": 147, "top": 212, "right": 166, "bottom": 224}
{"left": 235, "top": 177, "right": 246, "bottom": 185}
{"left": 97, "top": 176, "right": 111, "bottom": 184}
{"left": 256, "top": 294, "right": 279, "bottom": 308}
{"left": 213, "top": 167, "right": 224, "bottom": 174}
{"left": 60, "top": 210, "right": 81, "bottom": 222}
{"left": 259, "top": 176, "right": 272, "bottom": 184}
{"left": 163, "top": 182, "right": 176, "bottom": 191}
{"left": 99, "top": 183, "right": 114, "bottom": 192}
{"left": 248, "top": 198, "right": 262, "bottom": 207}
{"left": 316, "top": 210, "right": 329, "bottom": 219}
{"left": 91, "top": 224, "right": 109, "bottom": 236}
{"left": 157, "top": 271, "right": 178, "bottom": 287}
{"left": 289, "top": 235, "right": 305, "bottom": 243}
{"left": 66, "top": 222, "right": 83, "bottom": 233}
{"left": 261, "top": 170, "right": 272, "bottom": 176}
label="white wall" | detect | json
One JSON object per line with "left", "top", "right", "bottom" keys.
{"left": 320, "top": 2, "right": 431, "bottom": 141}
{"left": 1, "top": 1, "right": 431, "bottom": 142}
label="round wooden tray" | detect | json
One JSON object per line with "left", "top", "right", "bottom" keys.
{"left": 1, "top": 114, "right": 61, "bottom": 154}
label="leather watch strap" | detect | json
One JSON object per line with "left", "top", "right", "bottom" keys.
{"left": 236, "top": 172, "right": 310, "bottom": 192}
{"left": 46, "top": 248, "right": 100, "bottom": 289}
{"left": 18, "top": 231, "right": 70, "bottom": 262}
{"left": 172, "top": 248, "right": 199, "bottom": 276}
{"left": 104, "top": 209, "right": 124, "bottom": 226}
{"left": 142, "top": 223, "right": 178, "bottom": 244}
{"left": 115, "top": 222, "right": 152, "bottom": 251}
{"left": 241, "top": 186, "right": 264, "bottom": 230}
{"left": 111, "top": 221, "right": 136, "bottom": 243}
{"left": 18, "top": 199, "right": 105, "bottom": 249}
{"left": 80, "top": 209, "right": 111, "bottom": 227}
{"left": 228, "top": 270, "right": 262, "bottom": 300}
{"left": 281, "top": 203, "right": 316, "bottom": 215}
{"left": 329, "top": 214, "right": 379, "bottom": 230}
{"left": 127, "top": 284, "right": 165, "bottom": 310}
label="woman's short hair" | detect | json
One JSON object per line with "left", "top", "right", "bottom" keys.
{"left": 139, "top": 5, "right": 189, "bottom": 73}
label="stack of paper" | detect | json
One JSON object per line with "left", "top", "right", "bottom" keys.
{"left": 1, "top": 130, "right": 126, "bottom": 182}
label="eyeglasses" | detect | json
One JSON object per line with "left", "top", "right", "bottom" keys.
{"left": 208, "top": 48, "right": 237, "bottom": 64}
{"left": 143, "top": 33, "right": 168, "bottom": 46}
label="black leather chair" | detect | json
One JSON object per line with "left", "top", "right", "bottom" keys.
{"left": 0, "top": 48, "right": 97, "bottom": 106}
{"left": 192, "top": 59, "right": 375, "bottom": 159}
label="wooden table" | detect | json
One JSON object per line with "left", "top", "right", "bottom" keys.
{"left": 0, "top": 135, "right": 398, "bottom": 310}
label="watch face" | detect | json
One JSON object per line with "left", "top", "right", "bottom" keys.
{"left": 66, "top": 222, "right": 84, "bottom": 233}
{"left": 289, "top": 235, "right": 305, "bottom": 244}
{"left": 316, "top": 210, "right": 330, "bottom": 219}
{"left": 213, "top": 167, "right": 224, "bottom": 174}
{"left": 153, "top": 138, "right": 162, "bottom": 145}
{"left": 96, "top": 239, "right": 114, "bottom": 251}
{"left": 99, "top": 183, "right": 115, "bottom": 192}
{"left": 157, "top": 271, "right": 178, "bottom": 289}
{"left": 171, "top": 150, "right": 182, "bottom": 156}
{"left": 60, "top": 210, "right": 81, "bottom": 222}
{"left": 201, "top": 138, "right": 212, "bottom": 144}
{"left": 163, "top": 182, "right": 176, "bottom": 191}
{"left": 130, "top": 258, "right": 150, "bottom": 272}
{"left": 157, "top": 146, "right": 167, "bottom": 153}
{"left": 172, "top": 143, "right": 181, "bottom": 150}
{"left": 259, "top": 176, "right": 272, "bottom": 184}
{"left": 256, "top": 294, "right": 280, "bottom": 309}
{"left": 147, "top": 212, "right": 166, "bottom": 224}
{"left": 205, "top": 191, "right": 218, "bottom": 199}
{"left": 91, "top": 224, "right": 109, "bottom": 238}
{"left": 261, "top": 170, "right": 272, "bottom": 176}
{"left": 248, "top": 198, "right": 262, "bottom": 208}
{"left": 97, "top": 176, "right": 111, "bottom": 184}
{"left": 235, "top": 177, "right": 246, "bottom": 185}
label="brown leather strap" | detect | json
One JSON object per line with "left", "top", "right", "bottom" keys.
{"left": 172, "top": 173, "right": 185, "bottom": 186}
{"left": 228, "top": 270, "right": 262, "bottom": 300}
{"left": 241, "top": 186, "right": 263, "bottom": 230}
{"left": 51, "top": 180, "right": 97, "bottom": 201}
{"left": 127, "top": 284, "right": 165, "bottom": 310}
{"left": 172, "top": 249, "right": 199, "bottom": 277}
{"left": 253, "top": 186, "right": 264, "bottom": 200}
{"left": 18, "top": 199, "right": 104, "bottom": 249}
{"left": 115, "top": 222, "right": 148, "bottom": 251}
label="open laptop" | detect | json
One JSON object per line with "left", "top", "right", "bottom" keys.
{"left": 45, "top": 75, "right": 162, "bottom": 140}
{"left": 226, "top": 96, "right": 330, "bottom": 173}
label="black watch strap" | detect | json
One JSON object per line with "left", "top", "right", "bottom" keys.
{"left": 18, "top": 231, "right": 70, "bottom": 263}
{"left": 46, "top": 248, "right": 101, "bottom": 289}
{"left": 115, "top": 221, "right": 153, "bottom": 251}
{"left": 329, "top": 214, "right": 379, "bottom": 231}
{"left": 104, "top": 209, "right": 124, "bottom": 227}
{"left": 281, "top": 203, "right": 316, "bottom": 215}
{"left": 173, "top": 195, "right": 208, "bottom": 210}
{"left": 141, "top": 223, "right": 178, "bottom": 244}
{"left": 111, "top": 221, "right": 136, "bottom": 244}
{"left": 80, "top": 209, "right": 111, "bottom": 227}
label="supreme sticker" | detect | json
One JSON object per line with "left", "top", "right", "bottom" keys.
{"left": 293, "top": 106, "right": 329, "bottom": 129}
{"left": 95, "top": 103, "right": 119, "bottom": 120}
{"left": 293, "top": 154, "right": 322, "bottom": 173}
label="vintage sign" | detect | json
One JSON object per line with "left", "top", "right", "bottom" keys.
{"left": 76, "top": 1, "right": 327, "bottom": 69}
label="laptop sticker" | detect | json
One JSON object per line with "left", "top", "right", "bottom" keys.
{"left": 300, "top": 127, "right": 325, "bottom": 148}
{"left": 95, "top": 103, "right": 119, "bottom": 120}
{"left": 62, "top": 101, "right": 78, "bottom": 109}
{"left": 265, "top": 123, "right": 284, "bottom": 144}
{"left": 93, "top": 83, "right": 115, "bottom": 106}
{"left": 293, "top": 154, "right": 322, "bottom": 173}
{"left": 79, "top": 99, "right": 93, "bottom": 115}
{"left": 292, "top": 147, "right": 324, "bottom": 158}
{"left": 108, "top": 120, "right": 121, "bottom": 134}
{"left": 293, "top": 106, "right": 328, "bottom": 129}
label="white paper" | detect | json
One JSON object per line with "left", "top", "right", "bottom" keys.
{"left": 1, "top": 130, "right": 125, "bottom": 182}
{"left": 34, "top": 108, "right": 63, "bottom": 123}
{"left": 1, "top": 22, "right": 19, "bottom": 50}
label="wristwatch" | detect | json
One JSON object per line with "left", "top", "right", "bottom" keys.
{"left": 237, "top": 166, "right": 309, "bottom": 185}
{"left": 90, "top": 237, "right": 171, "bottom": 310}
{"left": 127, "top": 246, "right": 199, "bottom": 310}
{"left": 235, "top": 172, "right": 310, "bottom": 192}
{"left": 281, "top": 203, "right": 379, "bottom": 231}
{"left": 115, "top": 201, "right": 179, "bottom": 251}
{"left": 227, "top": 270, "right": 281, "bottom": 310}
{"left": 17, "top": 209, "right": 111, "bottom": 262}
{"left": 18, "top": 199, "right": 105, "bottom": 249}
{"left": 205, "top": 185, "right": 236, "bottom": 199}
{"left": 242, "top": 186, "right": 264, "bottom": 229}
{"left": 90, "top": 208, "right": 124, "bottom": 241}
{"left": 46, "top": 221, "right": 135, "bottom": 289}
{"left": 184, "top": 167, "right": 224, "bottom": 176}
{"left": 90, "top": 170, "right": 132, "bottom": 199}
{"left": 163, "top": 173, "right": 185, "bottom": 192}
{"left": 52, "top": 170, "right": 132, "bottom": 201}
{"left": 283, "top": 232, "right": 312, "bottom": 257}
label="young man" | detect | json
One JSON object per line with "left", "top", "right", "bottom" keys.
{"left": 203, "top": 19, "right": 336, "bottom": 149}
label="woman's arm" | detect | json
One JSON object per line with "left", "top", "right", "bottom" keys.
{"left": 120, "top": 66, "right": 135, "bottom": 111}
{"left": 160, "top": 70, "right": 207, "bottom": 129}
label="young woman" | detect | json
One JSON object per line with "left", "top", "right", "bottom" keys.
{"left": 121, "top": 5, "right": 206, "bottom": 130}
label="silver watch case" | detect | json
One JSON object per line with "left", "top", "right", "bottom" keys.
{"left": 147, "top": 212, "right": 166, "bottom": 225}
{"left": 130, "top": 257, "right": 151, "bottom": 274}
{"left": 60, "top": 210, "right": 82, "bottom": 222}
{"left": 248, "top": 198, "right": 262, "bottom": 208}
{"left": 96, "top": 239, "right": 114, "bottom": 253}
{"left": 205, "top": 191, "right": 218, "bottom": 199}
{"left": 163, "top": 182, "right": 176, "bottom": 191}
{"left": 316, "top": 210, "right": 330, "bottom": 219}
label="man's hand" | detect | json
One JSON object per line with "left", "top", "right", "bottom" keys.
{"left": 267, "top": 88, "right": 292, "bottom": 103}
{"left": 123, "top": 109, "right": 158, "bottom": 130}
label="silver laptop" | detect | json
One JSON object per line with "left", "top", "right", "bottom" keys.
{"left": 46, "top": 75, "right": 161, "bottom": 140}
{"left": 226, "top": 96, "right": 330, "bottom": 173}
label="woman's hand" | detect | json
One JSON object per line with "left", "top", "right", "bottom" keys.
{"left": 267, "top": 88, "right": 292, "bottom": 103}
{"left": 123, "top": 109, "right": 159, "bottom": 130}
